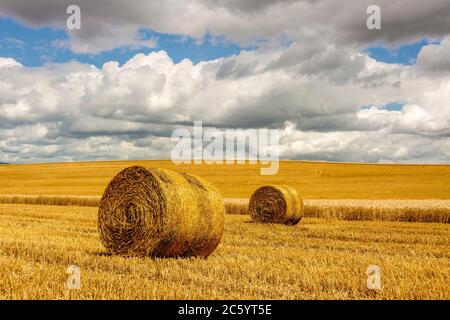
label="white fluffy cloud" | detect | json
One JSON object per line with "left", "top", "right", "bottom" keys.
{"left": 0, "top": 57, "right": 22, "bottom": 68}
{"left": 417, "top": 36, "right": 450, "bottom": 75}
{"left": 1, "top": 37, "right": 450, "bottom": 163}
{"left": 1, "top": 1, "right": 449, "bottom": 163}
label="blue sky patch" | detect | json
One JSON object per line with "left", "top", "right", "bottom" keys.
{"left": 0, "top": 17, "right": 69, "bottom": 66}
{"left": 365, "top": 39, "right": 438, "bottom": 65}
{"left": 383, "top": 102, "right": 404, "bottom": 111}
{"left": 0, "top": 17, "right": 247, "bottom": 68}
{"left": 0, "top": 16, "right": 437, "bottom": 70}
{"left": 361, "top": 102, "right": 404, "bottom": 111}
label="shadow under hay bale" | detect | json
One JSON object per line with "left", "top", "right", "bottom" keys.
{"left": 249, "top": 185, "right": 303, "bottom": 225}
{"left": 98, "top": 166, "right": 225, "bottom": 258}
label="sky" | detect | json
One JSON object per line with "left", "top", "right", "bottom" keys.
{"left": 0, "top": 0, "right": 449, "bottom": 164}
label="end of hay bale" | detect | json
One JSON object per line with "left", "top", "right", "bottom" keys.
{"left": 98, "top": 166, "right": 225, "bottom": 258}
{"left": 249, "top": 185, "right": 303, "bottom": 225}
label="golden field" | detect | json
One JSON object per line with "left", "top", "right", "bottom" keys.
{"left": 1, "top": 194, "right": 449, "bottom": 223}
{"left": 0, "top": 160, "right": 449, "bottom": 299}
{"left": 1, "top": 160, "right": 450, "bottom": 198}
{"left": 0, "top": 204, "right": 448, "bottom": 300}
{"left": 225, "top": 198, "right": 450, "bottom": 223}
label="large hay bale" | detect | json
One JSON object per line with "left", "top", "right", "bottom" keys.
{"left": 98, "top": 166, "right": 225, "bottom": 257}
{"left": 249, "top": 185, "right": 303, "bottom": 225}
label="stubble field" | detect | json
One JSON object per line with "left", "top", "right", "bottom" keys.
{"left": 1, "top": 160, "right": 449, "bottom": 198}
{"left": 0, "top": 160, "right": 449, "bottom": 299}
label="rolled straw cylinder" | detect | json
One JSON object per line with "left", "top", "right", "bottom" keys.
{"left": 98, "top": 166, "right": 225, "bottom": 257}
{"left": 249, "top": 185, "right": 303, "bottom": 225}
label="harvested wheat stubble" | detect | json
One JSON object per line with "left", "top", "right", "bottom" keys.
{"left": 249, "top": 185, "right": 303, "bottom": 225}
{"left": 98, "top": 166, "right": 225, "bottom": 257}
{"left": 0, "top": 194, "right": 100, "bottom": 207}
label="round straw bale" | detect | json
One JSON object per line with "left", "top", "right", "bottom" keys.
{"left": 98, "top": 166, "right": 225, "bottom": 257}
{"left": 249, "top": 185, "right": 303, "bottom": 225}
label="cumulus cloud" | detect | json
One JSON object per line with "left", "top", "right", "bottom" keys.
{"left": 0, "top": 57, "right": 23, "bottom": 68}
{"left": 0, "top": 1, "right": 449, "bottom": 163}
{"left": 0, "top": 39, "right": 450, "bottom": 163}
{"left": 417, "top": 36, "right": 450, "bottom": 75}
{"left": 280, "top": 124, "right": 450, "bottom": 163}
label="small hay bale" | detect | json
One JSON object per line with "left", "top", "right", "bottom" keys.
{"left": 249, "top": 185, "right": 303, "bottom": 225}
{"left": 98, "top": 166, "right": 225, "bottom": 257}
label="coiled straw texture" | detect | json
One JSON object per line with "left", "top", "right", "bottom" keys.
{"left": 98, "top": 166, "right": 225, "bottom": 257}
